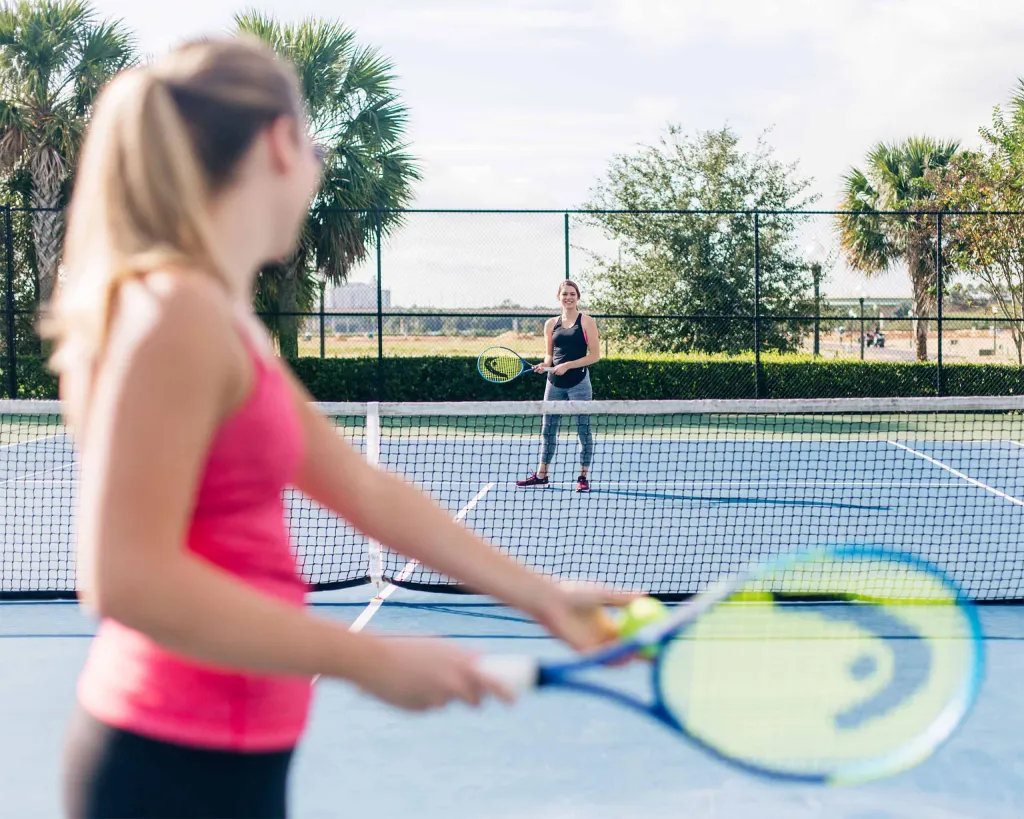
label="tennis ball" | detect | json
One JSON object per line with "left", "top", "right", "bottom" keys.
{"left": 615, "top": 597, "right": 669, "bottom": 659}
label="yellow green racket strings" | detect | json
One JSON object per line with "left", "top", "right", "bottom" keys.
{"left": 656, "top": 550, "right": 982, "bottom": 784}
{"left": 478, "top": 349, "right": 527, "bottom": 383}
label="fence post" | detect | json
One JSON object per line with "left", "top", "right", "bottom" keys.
{"left": 753, "top": 211, "right": 762, "bottom": 398}
{"left": 4, "top": 205, "right": 16, "bottom": 399}
{"left": 812, "top": 264, "right": 821, "bottom": 357}
{"left": 564, "top": 212, "right": 570, "bottom": 280}
{"left": 935, "top": 212, "right": 944, "bottom": 397}
{"left": 319, "top": 280, "right": 325, "bottom": 359}
{"left": 375, "top": 210, "right": 384, "bottom": 400}
{"left": 859, "top": 297, "right": 865, "bottom": 361}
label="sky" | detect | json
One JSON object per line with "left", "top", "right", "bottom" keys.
{"left": 87, "top": 0, "right": 1024, "bottom": 307}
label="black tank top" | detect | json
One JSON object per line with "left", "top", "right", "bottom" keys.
{"left": 549, "top": 313, "right": 589, "bottom": 389}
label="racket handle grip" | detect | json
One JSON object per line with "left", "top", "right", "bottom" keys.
{"left": 477, "top": 655, "right": 540, "bottom": 693}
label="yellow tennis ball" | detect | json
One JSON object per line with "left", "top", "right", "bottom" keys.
{"left": 616, "top": 597, "right": 669, "bottom": 659}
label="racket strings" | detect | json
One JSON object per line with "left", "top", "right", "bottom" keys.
{"left": 479, "top": 352, "right": 525, "bottom": 383}
{"left": 654, "top": 553, "right": 979, "bottom": 779}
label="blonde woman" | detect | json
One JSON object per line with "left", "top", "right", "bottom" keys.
{"left": 48, "top": 38, "right": 627, "bottom": 819}
{"left": 517, "top": 280, "right": 601, "bottom": 492}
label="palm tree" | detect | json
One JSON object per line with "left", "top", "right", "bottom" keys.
{"left": 234, "top": 11, "right": 420, "bottom": 359}
{"left": 0, "top": 0, "right": 136, "bottom": 325}
{"left": 838, "top": 137, "right": 960, "bottom": 361}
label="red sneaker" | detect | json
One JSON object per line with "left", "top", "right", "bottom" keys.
{"left": 576, "top": 475, "right": 590, "bottom": 493}
{"left": 516, "top": 473, "right": 549, "bottom": 488}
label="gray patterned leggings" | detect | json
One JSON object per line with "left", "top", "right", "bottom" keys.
{"left": 540, "top": 372, "right": 593, "bottom": 468}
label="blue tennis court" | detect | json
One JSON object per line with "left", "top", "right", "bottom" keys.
{"left": 367, "top": 430, "right": 1024, "bottom": 599}
{"left": 2, "top": 592, "right": 1023, "bottom": 818}
{"left": 5, "top": 411, "right": 1024, "bottom": 599}
{"left": 2, "top": 399, "right": 1024, "bottom": 816}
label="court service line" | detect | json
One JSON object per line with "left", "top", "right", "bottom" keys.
{"left": 311, "top": 481, "right": 495, "bottom": 685}
{"left": 888, "top": 441, "right": 1024, "bottom": 508}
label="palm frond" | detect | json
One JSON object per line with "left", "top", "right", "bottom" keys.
{"left": 67, "top": 19, "right": 137, "bottom": 113}
{"left": 836, "top": 168, "right": 898, "bottom": 273}
{"left": 231, "top": 9, "right": 284, "bottom": 47}
{"left": 239, "top": 12, "right": 420, "bottom": 351}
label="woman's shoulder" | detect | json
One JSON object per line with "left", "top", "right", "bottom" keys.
{"left": 107, "top": 271, "right": 238, "bottom": 365}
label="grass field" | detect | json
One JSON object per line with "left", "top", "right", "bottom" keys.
{"left": 296, "top": 326, "right": 1024, "bottom": 364}
{"left": 297, "top": 331, "right": 551, "bottom": 358}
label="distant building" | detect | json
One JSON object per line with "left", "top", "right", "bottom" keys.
{"left": 326, "top": 279, "right": 391, "bottom": 310}
{"left": 325, "top": 279, "right": 390, "bottom": 333}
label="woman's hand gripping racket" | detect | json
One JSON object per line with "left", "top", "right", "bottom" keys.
{"left": 477, "top": 346, "right": 552, "bottom": 384}
{"left": 480, "top": 545, "right": 983, "bottom": 785}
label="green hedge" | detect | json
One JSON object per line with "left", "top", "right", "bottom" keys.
{"left": 292, "top": 355, "right": 1024, "bottom": 401}
{"left": 1, "top": 354, "right": 58, "bottom": 399}
{"left": 7, "top": 353, "right": 1024, "bottom": 402}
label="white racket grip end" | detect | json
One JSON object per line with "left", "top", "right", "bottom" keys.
{"left": 478, "top": 655, "right": 540, "bottom": 693}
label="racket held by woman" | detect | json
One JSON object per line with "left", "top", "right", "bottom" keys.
{"left": 480, "top": 544, "right": 984, "bottom": 785}
{"left": 478, "top": 346, "right": 552, "bottom": 384}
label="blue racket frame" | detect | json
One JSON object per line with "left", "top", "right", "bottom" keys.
{"left": 516, "top": 546, "right": 985, "bottom": 785}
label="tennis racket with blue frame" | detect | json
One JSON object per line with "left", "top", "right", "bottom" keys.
{"left": 478, "top": 346, "right": 552, "bottom": 384}
{"left": 480, "top": 545, "right": 983, "bottom": 785}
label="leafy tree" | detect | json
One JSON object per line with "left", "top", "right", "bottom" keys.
{"left": 928, "top": 82, "right": 1024, "bottom": 363}
{"left": 0, "top": 0, "right": 136, "bottom": 340}
{"left": 581, "top": 125, "right": 817, "bottom": 354}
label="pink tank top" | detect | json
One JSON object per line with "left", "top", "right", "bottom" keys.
{"left": 77, "top": 338, "right": 313, "bottom": 751}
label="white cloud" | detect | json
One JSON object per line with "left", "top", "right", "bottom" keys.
{"left": 354, "top": 1, "right": 598, "bottom": 51}
{"left": 85, "top": 0, "right": 1024, "bottom": 213}
{"left": 604, "top": 0, "right": 856, "bottom": 46}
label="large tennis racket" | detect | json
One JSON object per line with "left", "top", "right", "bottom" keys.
{"left": 478, "top": 346, "right": 552, "bottom": 383}
{"left": 480, "top": 545, "right": 983, "bottom": 785}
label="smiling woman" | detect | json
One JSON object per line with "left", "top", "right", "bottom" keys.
{"left": 516, "top": 279, "right": 602, "bottom": 493}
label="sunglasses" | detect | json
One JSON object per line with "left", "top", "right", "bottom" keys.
{"left": 312, "top": 143, "right": 330, "bottom": 163}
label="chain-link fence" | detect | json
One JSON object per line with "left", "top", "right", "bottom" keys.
{"left": 4, "top": 207, "right": 1024, "bottom": 399}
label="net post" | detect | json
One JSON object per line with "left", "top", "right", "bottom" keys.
{"left": 936, "top": 211, "right": 944, "bottom": 397}
{"left": 365, "top": 401, "right": 383, "bottom": 589}
{"left": 3, "top": 204, "right": 16, "bottom": 399}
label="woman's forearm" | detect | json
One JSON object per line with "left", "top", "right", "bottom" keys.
{"left": 95, "top": 548, "right": 383, "bottom": 681}
{"left": 563, "top": 353, "right": 600, "bottom": 369}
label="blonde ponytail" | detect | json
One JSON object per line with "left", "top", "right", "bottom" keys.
{"left": 43, "top": 36, "right": 302, "bottom": 376}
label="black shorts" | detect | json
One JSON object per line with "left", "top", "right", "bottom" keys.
{"left": 62, "top": 706, "right": 295, "bottom": 819}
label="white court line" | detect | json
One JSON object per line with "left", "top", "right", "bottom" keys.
{"left": 0, "top": 465, "right": 75, "bottom": 487}
{"left": 0, "top": 478, "right": 78, "bottom": 486}
{"left": 888, "top": 440, "right": 1024, "bottom": 508}
{"left": 311, "top": 481, "right": 495, "bottom": 685}
{"left": 406, "top": 478, "right": 967, "bottom": 489}
{"left": 484, "top": 479, "right": 964, "bottom": 489}
{"left": 0, "top": 432, "right": 68, "bottom": 451}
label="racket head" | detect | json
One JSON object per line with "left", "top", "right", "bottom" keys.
{"left": 649, "top": 544, "right": 983, "bottom": 785}
{"left": 478, "top": 346, "right": 528, "bottom": 383}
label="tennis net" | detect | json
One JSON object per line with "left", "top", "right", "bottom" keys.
{"left": 2, "top": 397, "right": 1024, "bottom": 601}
